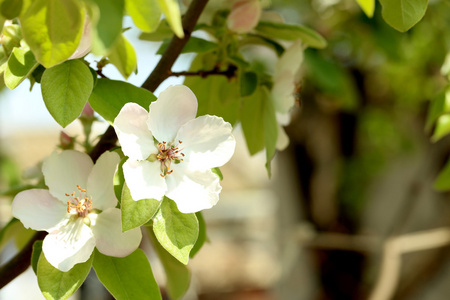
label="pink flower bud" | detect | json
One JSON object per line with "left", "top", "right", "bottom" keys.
{"left": 227, "top": 0, "right": 262, "bottom": 34}
{"left": 60, "top": 131, "right": 74, "bottom": 149}
{"left": 81, "top": 102, "right": 94, "bottom": 118}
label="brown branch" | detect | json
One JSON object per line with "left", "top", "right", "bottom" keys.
{"left": 168, "top": 64, "right": 238, "bottom": 80}
{"left": 0, "top": 231, "right": 47, "bottom": 289}
{"left": 0, "top": 0, "right": 210, "bottom": 289}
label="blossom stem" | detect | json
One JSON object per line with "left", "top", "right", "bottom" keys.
{"left": 0, "top": 231, "right": 47, "bottom": 289}
{"left": 168, "top": 64, "right": 238, "bottom": 80}
{"left": 89, "top": 0, "right": 210, "bottom": 163}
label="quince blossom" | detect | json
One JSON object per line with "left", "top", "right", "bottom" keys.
{"left": 272, "top": 40, "right": 303, "bottom": 150}
{"left": 113, "top": 85, "right": 236, "bottom": 213}
{"left": 12, "top": 150, "right": 142, "bottom": 272}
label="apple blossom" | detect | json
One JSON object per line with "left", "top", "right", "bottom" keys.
{"left": 113, "top": 85, "right": 236, "bottom": 213}
{"left": 272, "top": 40, "right": 304, "bottom": 150}
{"left": 227, "top": 0, "right": 262, "bottom": 34}
{"left": 12, "top": 150, "right": 142, "bottom": 272}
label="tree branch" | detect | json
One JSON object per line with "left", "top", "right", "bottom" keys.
{"left": 168, "top": 64, "right": 238, "bottom": 80}
{"left": 0, "top": 0, "right": 210, "bottom": 289}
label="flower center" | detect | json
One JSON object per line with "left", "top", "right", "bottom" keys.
{"left": 156, "top": 140, "right": 185, "bottom": 177}
{"left": 66, "top": 185, "right": 92, "bottom": 218}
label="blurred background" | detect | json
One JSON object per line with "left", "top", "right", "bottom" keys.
{"left": 2, "top": 0, "right": 450, "bottom": 299}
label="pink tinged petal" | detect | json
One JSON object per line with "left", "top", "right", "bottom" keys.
{"left": 123, "top": 159, "right": 167, "bottom": 201}
{"left": 275, "top": 40, "right": 303, "bottom": 77}
{"left": 12, "top": 189, "right": 68, "bottom": 232}
{"left": 42, "top": 218, "right": 95, "bottom": 272}
{"left": 227, "top": 0, "right": 262, "bottom": 34}
{"left": 176, "top": 115, "right": 236, "bottom": 170}
{"left": 113, "top": 103, "right": 157, "bottom": 160}
{"left": 166, "top": 166, "right": 221, "bottom": 213}
{"left": 42, "top": 150, "right": 93, "bottom": 203}
{"left": 87, "top": 151, "right": 120, "bottom": 211}
{"left": 148, "top": 85, "right": 198, "bottom": 143}
{"left": 276, "top": 124, "right": 290, "bottom": 151}
{"left": 91, "top": 208, "right": 142, "bottom": 257}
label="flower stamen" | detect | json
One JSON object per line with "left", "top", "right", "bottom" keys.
{"left": 66, "top": 185, "right": 92, "bottom": 218}
{"left": 156, "top": 141, "right": 185, "bottom": 177}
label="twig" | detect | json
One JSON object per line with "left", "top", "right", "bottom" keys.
{"left": 168, "top": 65, "right": 238, "bottom": 80}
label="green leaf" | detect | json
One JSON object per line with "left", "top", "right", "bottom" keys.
{"left": 1, "top": 0, "right": 23, "bottom": 19}
{"left": 432, "top": 114, "right": 450, "bottom": 142}
{"left": 88, "top": 78, "right": 156, "bottom": 123}
{"left": 255, "top": 21, "right": 327, "bottom": 49}
{"left": 1, "top": 23, "right": 22, "bottom": 56}
{"left": 426, "top": 90, "right": 450, "bottom": 132}
{"left": 356, "top": 0, "right": 375, "bottom": 18}
{"left": 379, "top": 0, "right": 428, "bottom": 32}
{"left": 434, "top": 158, "right": 450, "bottom": 191}
{"left": 0, "top": 218, "right": 19, "bottom": 252}
{"left": 31, "top": 240, "right": 43, "bottom": 274}
{"left": 148, "top": 228, "right": 190, "bottom": 300}
{"left": 240, "top": 71, "right": 258, "bottom": 97}
{"left": 93, "top": 249, "right": 162, "bottom": 300}
{"left": 4, "top": 47, "right": 38, "bottom": 89}
{"left": 241, "top": 87, "right": 265, "bottom": 155}
{"left": 262, "top": 87, "right": 278, "bottom": 176}
{"left": 108, "top": 34, "right": 137, "bottom": 79}
{"left": 37, "top": 251, "right": 93, "bottom": 300}
{"left": 156, "top": 0, "right": 183, "bottom": 38}
{"left": 157, "top": 37, "right": 218, "bottom": 54}
{"left": 239, "top": 35, "right": 285, "bottom": 57}
{"left": 139, "top": 20, "right": 173, "bottom": 41}
{"left": 20, "top": 0, "right": 85, "bottom": 68}
{"left": 189, "top": 212, "right": 208, "bottom": 258}
{"left": 211, "top": 167, "right": 223, "bottom": 181}
{"left": 121, "top": 183, "right": 161, "bottom": 232}
{"left": 126, "top": 0, "right": 160, "bottom": 32}
{"left": 153, "top": 197, "right": 199, "bottom": 265}
{"left": 41, "top": 59, "right": 94, "bottom": 127}
{"left": 89, "top": 0, "right": 124, "bottom": 55}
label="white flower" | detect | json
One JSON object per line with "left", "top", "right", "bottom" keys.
{"left": 113, "top": 85, "right": 236, "bottom": 213}
{"left": 272, "top": 40, "right": 304, "bottom": 150}
{"left": 12, "top": 150, "right": 142, "bottom": 272}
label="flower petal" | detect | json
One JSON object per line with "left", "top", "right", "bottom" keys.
{"left": 12, "top": 189, "right": 68, "bottom": 232}
{"left": 113, "top": 102, "right": 157, "bottom": 160}
{"left": 275, "top": 40, "right": 303, "bottom": 77}
{"left": 91, "top": 208, "right": 142, "bottom": 257}
{"left": 272, "top": 71, "right": 296, "bottom": 116}
{"left": 87, "top": 151, "right": 120, "bottom": 211}
{"left": 42, "top": 150, "right": 93, "bottom": 203}
{"left": 148, "top": 85, "right": 198, "bottom": 143}
{"left": 123, "top": 159, "right": 167, "bottom": 201}
{"left": 176, "top": 115, "right": 236, "bottom": 170}
{"left": 166, "top": 166, "right": 221, "bottom": 213}
{"left": 42, "top": 218, "right": 95, "bottom": 272}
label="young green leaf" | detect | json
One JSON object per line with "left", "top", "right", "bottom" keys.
{"left": 1, "top": 0, "right": 23, "bottom": 20}
{"left": 4, "top": 47, "right": 38, "bottom": 89}
{"left": 125, "top": 0, "right": 160, "bottom": 33}
{"left": 108, "top": 34, "right": 137, "bottom": 79}
{"left": 356, "top": 0, "right": 375, "bottom": 18}
{"left": 89, "top": 0, "right": 124, "bottom": 55}
{"left": 241, "top": 87, "right": 266, "bottom": 155}
{"left": 148, "top": 228, "right": 190, "bottom": 300}
{"left": 93, "top": 249, "right": 162, "bottom": 300}
{"left": 255, "top": 21, "right": 327, "bottom": 49}
{"left": 19, "top": 0, "right": 85, "bottom": 68}
{"left": 121, "top": 183, "right": 161, "bottom": 232}
{"left": 262, "top": 87, "right": 278, "bottom": 176}
{"left": 31, "top": 240, "right": 43, "bottom": 274}
{"left": 156, "top": 0, "right": 183, "bottom": 38}
{"left": 153, "top": 197, "right": 199, "bottom": 265}
{"left": 88, "top": 78, "right": 156, "bottom": 123}
{"left": 379, "top": 0, "right": 428, "bottom": 32}
{"left": 240, "top": 71, "right": 258, "bottom": 97}
{"left": 157, "top": 37, "right": 218, "bottom": 54}
{"left": 37, "top": 251, "right": 93, "bottom": 300}
{"left": 41, "top": 59, "right": 94, "bottom": 127}
{"left": 139, "top": 20, "right": 173, "bottom": 41}
{"left": 432, "top": 114, "right": 450, "bottom": 142}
